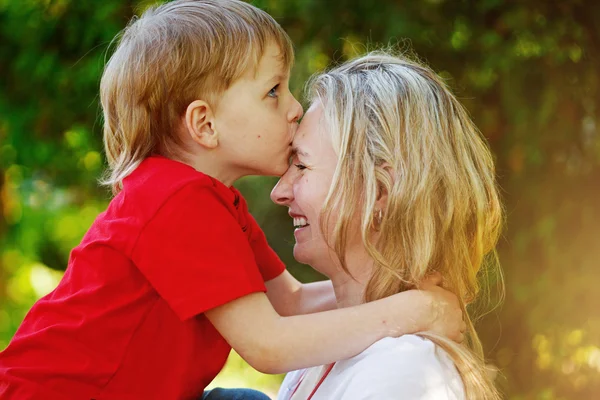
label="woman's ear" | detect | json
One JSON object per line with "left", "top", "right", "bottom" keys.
{"left": 374, "top": 163, "right": 395, "bottom": 211}
{"left": 184, "top": 100, "right": 219, "bottom": 149}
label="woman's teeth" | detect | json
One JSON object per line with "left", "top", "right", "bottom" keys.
{"left": 293, "top": 217, "right": 309, "bottom": 228}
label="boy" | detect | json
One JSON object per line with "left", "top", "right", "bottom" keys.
{"left": 0, "top": 1, "right": 464, "bottom": 399}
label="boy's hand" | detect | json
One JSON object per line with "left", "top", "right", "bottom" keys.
{"left": 382, "top": 273, "right": 467, "bottom": 343}
{"left": 401, "top": 273, "right": 466, "bottom": 342}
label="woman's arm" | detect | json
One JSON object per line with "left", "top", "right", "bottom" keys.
{"left": 265, "top": 271, "right": 337, "bottom": 316}
{"left": 204, "top": 288, "right": 462, "bottom": 374}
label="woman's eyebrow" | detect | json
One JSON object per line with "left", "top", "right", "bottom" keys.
{"left": 291, "top": 146, "right": 309, "bottom": 158}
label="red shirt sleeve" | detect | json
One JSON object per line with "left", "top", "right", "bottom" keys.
{"left": 246, "top": 213, "right": 286, "bottom": 281}
{"left": 232, "top": 189, "right": 286, "bottom": 282}
{"left": 131, "top": 182, "right": 266, "bottom": 320}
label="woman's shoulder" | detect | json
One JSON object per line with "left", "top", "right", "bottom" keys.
{"left": 347, "top": 334, "right": 442, "bottom": 364}
{"left": 350, "top": 334, "right": 460, "bottom": 376}
{"left": 329, "top": 335, "right": 465, "bottom": 399}
{"left": 363, "top": 333, "right": 439, "bottom": 355}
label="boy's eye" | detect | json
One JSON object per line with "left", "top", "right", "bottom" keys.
{"left": 294, "top": 163, "right": 307, "bottom": 171}
{"left": 268, "top": 84, "right": 279, "bottom": 98}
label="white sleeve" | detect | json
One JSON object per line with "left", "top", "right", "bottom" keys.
{"left": 277, "top": 370, "right": 304, "bottom": 400}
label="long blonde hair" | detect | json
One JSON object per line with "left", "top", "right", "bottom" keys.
{"left": 309, "top": 51, "right": 504, "bottom": 399}
{"left": 100, "top": 0, "right": 293, "bottom": 192}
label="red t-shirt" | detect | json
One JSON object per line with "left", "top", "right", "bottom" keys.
{"left": 0, "top": 156, "right": 285, "bottom": 399}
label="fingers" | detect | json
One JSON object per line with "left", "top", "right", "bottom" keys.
{"left": 419, "top": 271, "right": 443, "bottom": 288}
{"left": 455, "top": 320, "right": 467, "bottom": 343}
{"left": 445, "top": 327, "right": 465, "bottom": 343}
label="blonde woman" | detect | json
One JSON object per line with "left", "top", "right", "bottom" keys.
{"left": 273, "top": 52, "right": 503, "bottom": 400}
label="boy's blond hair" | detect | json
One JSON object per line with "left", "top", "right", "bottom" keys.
{"left": 100, "top": 0, "right": 294, "bottom": 192}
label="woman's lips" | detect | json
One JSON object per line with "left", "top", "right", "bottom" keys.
{"left": 290, "top": 212, "right": 310, "bottom": 235}
{"left": 293, "top": 216, "right": 309, "bottom": 228}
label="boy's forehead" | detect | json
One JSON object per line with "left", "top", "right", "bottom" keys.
{"left": 234, "top": 43, "right": 290, "bottom": 86}
{"left": 255, "top": 43, "right": 289, "bottom": 80}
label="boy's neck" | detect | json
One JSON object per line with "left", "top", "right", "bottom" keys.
{"left": 180, "top": 152, "right": 242, "bottom": 187}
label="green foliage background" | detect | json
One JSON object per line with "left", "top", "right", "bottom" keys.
{"left": 1, "top": 0, "right": 599, "bottom": 398}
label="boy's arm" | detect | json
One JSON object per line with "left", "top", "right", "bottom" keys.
{"left": 240, "top": 196, "right": 336, "bottom": 314}
{"left": 263, "top": 269, "right": 452, "bottom": 317}
{"left": 205, "top": 287, "right": 463, "bottom": 375}
{"left": 265, "top": 271, "right": 337, "bottom": 316}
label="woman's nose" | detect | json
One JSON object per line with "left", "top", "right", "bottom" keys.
{"left": 270, "top": 174, "right": 294, "bottom": 206}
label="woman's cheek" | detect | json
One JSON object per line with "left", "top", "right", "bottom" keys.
{"left": 296, "top": 181, "right": 312, "bottom": 217}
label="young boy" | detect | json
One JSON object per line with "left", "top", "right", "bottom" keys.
{"left": 0, "top": 1, "right": 465, "bottom": 399}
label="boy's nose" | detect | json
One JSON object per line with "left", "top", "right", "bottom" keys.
{"left": 288, "top": 97, "right": 303, "bottom": 124}
{"left": 270, "top": 174, "right": 294, "bottom": 206}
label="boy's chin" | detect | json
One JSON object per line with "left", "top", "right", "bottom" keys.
{"left": 261, "top": 161, "right": 288, "bottom": 177}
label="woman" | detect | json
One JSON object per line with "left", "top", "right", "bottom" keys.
{"left": 272, "top": 52, "right": 503, "bottom": 399}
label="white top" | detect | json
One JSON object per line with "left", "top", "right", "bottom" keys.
{"left": 277, "top": 335, "right": 465, "bottom": 400}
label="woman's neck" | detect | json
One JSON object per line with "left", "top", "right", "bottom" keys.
{"left": 331, "top": 275, "right": 366, "bottom": 308}
{"left": 328, "top": 249, "right": 374, "bottom": 308}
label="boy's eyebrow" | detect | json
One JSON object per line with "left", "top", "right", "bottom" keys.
{"left": 266, "top": 73, "right": 289, "bottom": 85}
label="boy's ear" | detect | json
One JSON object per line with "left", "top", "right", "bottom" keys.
{"left": 184, "top": 100, "right": 219, "bottom": 149}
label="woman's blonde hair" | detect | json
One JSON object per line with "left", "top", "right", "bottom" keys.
{"left": 309, "top": 51, "right": 504, "bottom": 399}
{"left": 100, "top": 0, "right": 293, "bottom": 192}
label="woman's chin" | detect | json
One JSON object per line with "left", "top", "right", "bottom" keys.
{"left": 292, "top": 244, "right": 312, "bottom": 265}
{"left": 293, "top": 245, "right": 336, "bottom": 278}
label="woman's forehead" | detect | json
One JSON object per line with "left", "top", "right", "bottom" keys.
{"left": 292, "top": 110, "right": 338, "bottom": 161}
{"left": 295, "top": 103, "right": 324, "bottom": 139}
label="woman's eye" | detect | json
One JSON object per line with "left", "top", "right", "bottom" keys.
{"left": 294, "top": 164, "right": 307, "bottom": 171}
{"left": 268, "top": 84, "right": 279, "bottom": 98}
